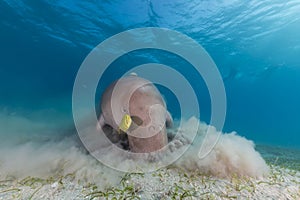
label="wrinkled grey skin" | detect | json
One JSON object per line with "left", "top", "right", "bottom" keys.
{"left": 98, "top": 74, "right": 173, "bottom": 153}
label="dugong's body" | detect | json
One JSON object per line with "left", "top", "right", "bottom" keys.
{"left": 98, "top": 74, "right": 173, "bottom": 153}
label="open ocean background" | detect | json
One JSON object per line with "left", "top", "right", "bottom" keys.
{"left": 1, "top": 0, "right": 300, "bottom": 160}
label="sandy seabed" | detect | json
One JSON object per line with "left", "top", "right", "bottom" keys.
{"left": 0, "top": 164, "right": 299, "bottom": 200}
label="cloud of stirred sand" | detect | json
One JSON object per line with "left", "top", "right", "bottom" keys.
{"left": 0, "top": 111, "right": 269, "bottom": 188}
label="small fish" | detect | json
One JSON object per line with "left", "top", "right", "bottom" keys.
{"left": 118, "top": 114, "right": 132, "bottom": 133}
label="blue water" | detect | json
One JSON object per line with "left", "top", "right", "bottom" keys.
{"left": 1, "top": 0, "right": 300, "bottom": 148}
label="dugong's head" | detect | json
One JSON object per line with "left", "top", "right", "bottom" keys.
{"left": 99, "top": 75, "right": 172, "bottom": 153}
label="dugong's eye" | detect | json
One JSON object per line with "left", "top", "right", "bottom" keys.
{"left": 130, "top": 115, "right": 143, "bottom": 126}
{"left": 122, "top": 107, "right": 128, "bottom": 113}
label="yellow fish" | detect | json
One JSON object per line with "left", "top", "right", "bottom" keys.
{"left": 118, "top": 114, "right": 132, "bottom": 133}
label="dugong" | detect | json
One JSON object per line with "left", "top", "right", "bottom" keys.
{"left": 98, "top": 74, "right": 173, "bottom": 153}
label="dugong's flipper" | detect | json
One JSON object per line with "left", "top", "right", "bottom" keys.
{"left": 97, "top": 114, "right": 128, "bottom": 146}
{"left": 166, "top": 111, "right": 173, "bottom": 128}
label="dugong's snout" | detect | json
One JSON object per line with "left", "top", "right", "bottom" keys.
{"left": 125, "top": 103, "right": 169, "bottom": 153}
